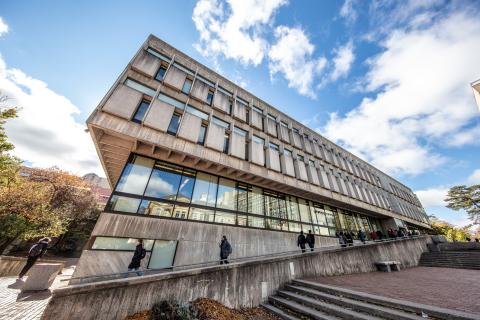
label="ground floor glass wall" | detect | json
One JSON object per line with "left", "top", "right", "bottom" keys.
{"left": 106, "top": 154, "right": 385, "bottom": 237}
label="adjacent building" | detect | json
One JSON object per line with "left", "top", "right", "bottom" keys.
{"left": 472, "top": 78, "right": 480, "bottom": 111}
{"left": 74, "top": 35, "right": 430, "bottom": 278}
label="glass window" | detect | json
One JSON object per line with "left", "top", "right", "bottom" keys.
{"left": 286, "top": 196, "right": 300, "bottom": 222}
{"left": 182, "top": 78, "right": 193, "bottom": 94}
{"left": 264, "top": 191, "right": 278, "bottom": 218}
{"left": 289, "top": 222, "right": 301, "bottom": 232}
{"left": 132, "top": 100, "right": 150, "bottom": 123}
{"left": 298, "top": 154, "right": 305, "bottom": 162}
{"left": 176, "top": 170, "right": 195, "bottom": 203}
{"left": 284, "top": 149, "right": 292, "bottom": 157}
{"left": 173, "top": 205, "right": 189, "bottom": 219}
{"left": 191, "top": 172, "right": 218, "bottom": 207}
{"left": 138, "top": 200, "right": 173, "bottom": 217}
{"left": 155, "top": 65, "right": 168, "bottom": 81}
{"left": 237, "top": 214, "right": 247, "bottom": 226}
{"left": 280, "top": 121, "right": 288, "bottom": 128}
{"left": 116, "top": 156, "right": 154, "bottom": 195}
{"left": 267, "top": 114, "right": 276, "bottom": 121}
{"left": 148, "top": 240, "right": 177, "bottom": 269}
{"left": 233, "top": 127, "right": 247, "bottom": 136}
{"left": 248, "top": 186, "right": 264, "bottom": 215}
{"left": 92, "top": 237, "right": 154, "bottom": 251}
{"left": 298, "top": 198, "right": 311, "bottom": 223}
{"left": 237, "top": 184, "right": 248, "bottom": 213}
{"left": 167, "top": 112, "right": 181, "bottom": 135}
{"left": 248, "top": 216, "right": 265, "bottom": 228}
{"left": 108, "top": 195, "right": 141, "bottom": 213}
{"left": 212, "top": 116, "right": 230, "bottom": 129}
{"left": 216, "top": 178, "right": 237, "bottom": 210}
{"left": 206, "top": 91, "right": 214, "bottom": 105}
{"left": 124, "top": 79, "right": 156, "bottom": 96}
{"left": 302, "top": 223, "right": 312, "bottom": 232}
{"left": 158, "top": 93, "right": 185, "bottom": 110}
{"left": 146, "top": 47, "right": 171, "bottom": 63}
{"left": 223, "top": 133, "right": 230, "bottom": 154}
{"left": 198, "top": 125, "right": 207, "bottom": 145}
{"left": 252, "top": 105, "right": 263, "bottom": 113}
{"left": 186, "top": 105, "right": 209, "bottom": 120}
{"left": 189, "top": 207, "right": 215, "bottom": 222}
{"left": 252, "top": 135, "right": 264, "bottom": 144}
{"left": 144, "top": 162, "right": 183, "bottom": 200}
{"left": 293, "top": 127, "right": 300, "bottom": 134}
{"left": 269, "top": 142, "right": 279, "bottom": 150}
{"left": 215, "top": 211, "right": 236, "bottom": 225}
{"left": 267, "top": 218, "right": 283, "bottom": 231}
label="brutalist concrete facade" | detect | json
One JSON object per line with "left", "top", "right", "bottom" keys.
{"left": 78, "top": 35, "right": 430, "bottom": 278}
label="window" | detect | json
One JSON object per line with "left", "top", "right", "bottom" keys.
{"left": 176, "top": 169, "right": 195, "bottom": 203}
{"left": 297, "top": 154, "right": 305, "bottom": 162}
{"left": 309, "top": 160, "right": 315, "bottom": 167}
{"left": 293, "top": 127, "right": 300, "bottom": 134}
{"left": 248, "top": 186, "right": 264, "bottom": 215}
{"left": 252, "top": 105, "right": 263, "bottom": 113}
{"left": 92, "top": 237, "right": 154, "bottom": 251}
{"left": 206, "top": 90, "right": 214, "bottom": 106}
{"left": 189, "top": 207, "right": 215, "bottom": 222}
{"left": 237, "top": 183, "right": 248, "bottom": 213}
{"left": 108, "top": 195, "right": 141, "bottom": 213}
{"left": 216, "top": 178, "right": 237, "bottom": 210}
{"left": 146, "top": 48, "right": 171, "bottom": 63}
{"left": 155, "top": 65, "right": 168, "bottom": 81}
{"left": 186, "top": 105, "right": 209, "bottom": 120}
{"left": 280, "top": 121, "right": 288, "bottom": 128}
{"left": 124, "top": 79, "right": 156, "bottom": 96}
{"left": 198, "top": 124, "right": 207, "bottom": 145}
{"left": 132, "top": 100, "right": 150, "bottom": 124}
{"left": 286, "top": 196, "right": 300, "bottom": 221}
{"left": 212, "top": 116, "right": 230, "bottom": 129}
{"left": 215, "top": 211, "right": 236, "bottom": 225}
{"left": 138, "top": 200, "right": 174, "bottom": 217}
{"left": 248, "top": 216, "right": 265, "bottom": 228}
{"left": 182, "top": 78, "right": 193, "bottom": 94}
{"left": 298, "top": 198, "right": 311, "bottom": 223}
{"left": 116, "top": 155, "right": 154, "bottom": 195}
{"left": 284, "top": 149, "right": 292, "bottom": 157}
{"left": 144, "top": 162, "right": 183, "bottom": 200}
{"left": 223, "top": 133, "right": 230, "bottom": 154}
{"left": 148, "top": 240, "right": 177, "bottom": 269}
{"left": 269, "top": 142, "right": 279, "bottom": 151}
{"left": 173, "top": 205, "right": 189, "bottom": 219}
{"left": 267, "top": 114, "right": 276, "bottom": 121}
{"left": 191, "top": 172, "right": 218, "bottom": 207}
{"left": 252, "top": 135, "right": 264, "bottom": 145}
{"left": 158, "top": 93, "right": 185, "bottom": 110}
{"left": 167, "top": 112, "right": 181, "bottom": 136}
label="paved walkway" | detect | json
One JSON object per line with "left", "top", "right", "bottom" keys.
{"left": 0, "top": 262, "right": 76, "bottom": 320}
{"left": 308, "top": 266, "right": 480, "bottom": 315}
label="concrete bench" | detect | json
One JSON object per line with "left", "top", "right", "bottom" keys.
{"left": 21, "top": 263, "right": 63, "bottom": 292}
{"left": 375, "top": 261, "right": 401, "bottom": 272}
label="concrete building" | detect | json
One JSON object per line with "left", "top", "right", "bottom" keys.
{"left": 75, "top": 35, "right": 430, "bottom": 278}
{"left": 472, "top": 78, "right": 480, "bottom": 111}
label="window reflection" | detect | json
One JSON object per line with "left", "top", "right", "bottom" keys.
{"left": 177, "top": 170, "right": 195, "bottom": 203}
{"left": 173, "top": 205, "right": 189, "bottom": 219}
{"left": 144, "top": 163, "right": 182, "bottom": 200}
{"left": 215, "top": 211, "right": 236, "bottom": 225}
{"left": 216, "top": 178, "right": 237, "bottom": 210}
{"left": 138, "top": 200, "right": 173, "bottom": 217}
{"left": 116, "top": 156, "right": 154, "bottom": 195}
{"left": 189, "top": 207, "right": 215, "bottom": 222}
{"left": 248, "top": 186, "right": 264, "bottom": 215}
{"left": 191, "top": 172, "right": 218, "bottom": 207}
{"left": 108, "top": 195, "right": 141, "bottom": 213}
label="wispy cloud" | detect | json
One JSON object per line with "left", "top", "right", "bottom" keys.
{"left": 339, "top": 0, "right": 358, "bottom": 25}
{"left": 0, "top": 17, "right": 9, "bottom": 37}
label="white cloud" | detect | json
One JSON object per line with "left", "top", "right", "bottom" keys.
{"left": 340, "top": 0, "right": 358, "bottom": 25}
{"left": 0, "top": 17, "right": 8, "bottom": 37}
{"left": 192, "top": 0, "right": 288, "bottom": 66}
{"left": 322, "top": 9, "right": 480, "bottom": 176}
{"left": 268, "top": 26, "right": 327, "bottom": 98}
{"left": 0, "top": 55, "right": 102, "bottom": 176}
{"left": 416, "top": 187, "right": 448, "bottom": 207}
{"left": 467, "top": 169, "right": 480, "bottom": 185}
{"left": 329, "top": 41, "right": 354, "bottom": 82}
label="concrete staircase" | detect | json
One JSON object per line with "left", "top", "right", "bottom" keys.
{"left": 419, "top": 251, "right": 480, "bottom": 270}
{"left": 262, "top": 279, "right": 479, "bottom": 320}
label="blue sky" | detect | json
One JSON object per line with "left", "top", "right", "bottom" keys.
{"left": 0, "top": 0, "right": 479, "bottom": 228}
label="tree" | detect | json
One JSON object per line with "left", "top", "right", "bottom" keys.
{"left": 0, "top": 92, "right": 22, "bottom": 187}
{"left": 428, "top": 215, "right": 471, "bottom": 241}
{"left": 444, "top": 185, "right": 480, "bottom": 225}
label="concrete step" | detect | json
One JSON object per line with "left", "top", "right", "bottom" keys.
{"left": 284, "top": 285, "right": 424, "bottom": 320}
{"left": 276, "top": 291, "right": 385, "bottom": 320}
{"left": 269, "top": 296, "right": 342, "bottom": 320}
{"left": 292, "top": 280, "right": 480, "bottom": 320}
{"left": 419, "top": 263, "right": 480, "bottom": 270}
{"left": 261, "top": 303, "right": 301, "bottom": 320}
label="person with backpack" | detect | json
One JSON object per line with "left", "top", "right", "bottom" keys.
{"left": 125, "top": 239, "right": 146, "bottom": 277}
{"left": 306, "top": 230, "right": 315, "bottom": 252}
{"left": 297, "top": 231, "right": 307, "bottom": 253}
{"left": 18, "top": 237, "right": 50, "bottom": 279}
{"left": 219, "top": 235, "right": 232, "bottom": 264}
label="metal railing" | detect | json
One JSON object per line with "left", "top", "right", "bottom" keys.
{"left": 65, "top": 235, "right": 424, "bottom": 284}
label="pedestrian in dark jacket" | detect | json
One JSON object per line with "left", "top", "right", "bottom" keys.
{"left": 338, "top": 231, "right": 347, "bottom": 247}
{"left": 345, "top": 231, "right": 353, "bottom": 246}
{"left": 306, "top": 230, "right": 315, "bottom": 252}
{"left": 358, "top": 230, "right": 366, "bottom": 244}
{"left": 220, "top": 235, "right": 232, "bottom": 264}
{"left": 376, "top": 229, "right": 384, "bottom": 240}
{"left": 297, "top": 231, "right": 307, "bottom": 253}
{"left": 18, "top": 237, "right": 50, "bottom": 279}
{"left": 125, "top": 239, "right": 146, "bottom": 277}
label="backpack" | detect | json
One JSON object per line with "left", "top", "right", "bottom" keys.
{"left": 29, "top": 243, "right": 44, "bottom": 257}
{"left": 140, "top": 248, "right": 147, "bottom": 259}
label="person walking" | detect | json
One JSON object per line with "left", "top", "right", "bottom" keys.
{"left": 369, "top": 230, "right": 377, "bottom": 241}
{"left": 219, "top": 235, "right": 232, "bottom": 264}
{"left": 18, "top": 237, "right": 50, "bottom": 279}
{"left": 125, "top": 239, "right": 146, "bottom": 277}
{"left": 345, "top": 231, "right": 353, "bottom": 246}
{"left": 338, "top": 231, "right": 347, "bottom": 247}
{"left": 297, "top": 231, "right": 307, "bottom": 253}
{"left": 358, "top": 230, "right": 366, "bottom": 244}
{"left": 306, "top": 230, "right": 315, "bottom": 252}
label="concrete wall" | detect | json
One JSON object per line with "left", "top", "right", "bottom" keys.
{"left": 0, "top": 256, "right": 65, "bottom": 277}
{"left": 41, "top": 236, "right": 431, "bottom": 320}
{"left": 177, "top": 112, "right": 202, "bottom": 143}
{"left": 71, "top": 212, "right": 339, "bottom": 279}
{"left": 132, "top": 50, "right": 161, "bottom": 78}
{"left": 213, "top": 91, "right": 230, "bottom": 114}
{"left": 163, "top": 65, "right": 187, "bottom": 90}
{"left": 102, "top": 84, "right": 142, "bottom": 120}
{"left": 143, "top": 100, "right": 174, "bottom": 132}
{"left": 205, "top": 123, "right": 225, "bottom": 152}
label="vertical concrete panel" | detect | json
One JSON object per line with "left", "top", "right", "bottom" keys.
{"left": 132, "top": 50, "right": 161, "bottom": 78}
{"left": 281, "top": 155, "right": 295, "bottom": 177}
{"left": 267, "top": 149, "right": 281, "bottom": 172}
{"left": 178, "top": 112, "right": 202, "bottom": 143}
{"left": 251, "top": 141, "right": 265, "bottom": 166}
{"left": 191, "top": 79, "right": 210, "bottom": 102}
{"left": 313, "top": 143, "right": 322, "bottom": 158}
{"left": 292, "top": 133, "right": 303, "bottom": 148}
{"left": 205, "top": 123, "right": 226, "bottom": 152}
{"left": 163, "top": 65, "right": 187, "bottom": 90}
{"left": 279, "top": 126, "right": 290, "bottom": 143}
{"left": 304, "top": 139, "right": 313, "bottom": 154}
{"left": 251, "top": 112, "right": 263, "bottom": 130}
{"left": 339, "top": 178, "right": 348, "bottom": 196}
{"left": 143, "top": 100, "right": 175, "bottom": 132}
{"left": 233, "top": 101, "right": 246, "bottom": 121}
{"left": 213, "top": 92, "right": 231, "bottom": 114}
{"left": 102, "top": 84, "right": 143, "bottom": 120}
{"left": 295, "top": 161, "right": 308, "bottom": 181}
{"left": 267, "top": 119, "right": 277, "bottom": 137}
{"left": 320, "top": 171, "right": 331, "bottom": 189}
{"left": 230, "top": 133, "right": 246, "bottom": 159}
{"left": 307, "top": 166, "right": 320, "bottom": 185}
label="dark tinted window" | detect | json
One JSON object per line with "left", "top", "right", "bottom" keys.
{"left": 144, "top": 163, "right": 183, "bottom": 200}
{"left": 198, "top": 125, "right": 207, "bottom": 145}
{"left": 132, "top": 100, "right": 150, "bottom": 123}
{"left": 155, "top": 66, "right": 167, "bottom": 81}
{"left": 167, "top": 113, "right": 181, "bottom": 135}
